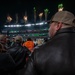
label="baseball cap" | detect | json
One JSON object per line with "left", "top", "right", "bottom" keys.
{"left": 50, "top": 11, "right": 75, "bottom": 26}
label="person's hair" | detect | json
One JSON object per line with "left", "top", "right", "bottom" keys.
{"left": 0, "top": 43, "right": 6, "bottom": 52}
{"left": 27, "top": 38, "right": 32, "bottom": 41}
{"left": 61, "top": 23, "right": 73, "bottom": 28}
{"left": 44, "top": 38, "right": 48, "bottom": 42}
{"left": 15, "top": 35, "right": 23, "bottom": 43}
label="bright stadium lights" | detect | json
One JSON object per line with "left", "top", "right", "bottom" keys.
{"left": 16, "top": 24, "right": 20, "bottom": 27}
{"left": 45, "top": 22, "right": 47, "bottom": 24}
{"left": 39, "top": 13, "right": 43, "bottom": 21}
{"left": 4, "top": 25, "right": 8, "bottom": 27}
{"left": 7, "top": 15, "right": 12, "bottom": 22}
{"left": 4, "top": 21, "right": 48, "bottom": 28}
{"left": 39, "top": 22, "right": 44, "bottom": 25}
{"left": 58, "top": 8, "right": 63, "bottom": 11}
{"left": 10, "top": 25, "right": 14, "bottom": 27}
{"left": 13, "top": 25, "right": 16, "bottom": 27}
{"left": 4, "top": 24, "right": 23, "bottom": 27}
{"left": 36, "top": 23, "right": 39, "bottom": 25}
{"left": 25, "top": 24, "right": 31, "bottom": 27}
{"left": 36, "top": 22, "right": 44, "bottom": 25}
{"left": 23, "top": 16, "right": 28, "bottom": 23}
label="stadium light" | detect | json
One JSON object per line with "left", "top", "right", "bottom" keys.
{"left": 58, "top": 3, "right": 64, "bottom": 11}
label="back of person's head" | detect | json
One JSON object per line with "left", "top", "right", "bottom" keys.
{"left": 50, "top": 10, "right": 75, "bottom": 27}
{"left": 27, "top": 38, "right": 32, "bottom": 41}
{"left": 15, "top": 35, "right": 23, "bottom": 43}
{"left": 11, "top": 37, "right": 15, "bottom": 42}
{"left": 0, "top": 43, "right": 6, "bottom": 52}
{"left": 44, "top": 38, "right": 48, "bottom": 43}
{"left": 0, "top": 34, "right": 7, "bottom": 44}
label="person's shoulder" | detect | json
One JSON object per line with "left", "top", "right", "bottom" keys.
{"left": 22, "top": 45, "right": 30, "bottom": 52}
{"left": 33, "top": 41, "right": 50, "bottom": 53}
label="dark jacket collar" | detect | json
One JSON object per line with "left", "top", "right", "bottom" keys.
{"left": 55, "top": 27, "right": 75, "bottom": 36}
{"left": 50, "top": 27, "right": 75, "bottom": 40}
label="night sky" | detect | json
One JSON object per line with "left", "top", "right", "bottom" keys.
{"left": 0, "top": 0, "right": 75, "bottom": 25}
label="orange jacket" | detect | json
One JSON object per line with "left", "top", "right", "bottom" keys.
{"left": 23, "top": 41, "right": 34, "bottom": 52}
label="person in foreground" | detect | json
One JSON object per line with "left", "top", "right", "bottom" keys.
{"left": 0, "top": 34, "right": 15, "bottom": 75}
{"left": 24, "top": 10, "right": 75, "bottom": 75}
{"left": 7, "top": 35, "right": 31, "bottom": 75}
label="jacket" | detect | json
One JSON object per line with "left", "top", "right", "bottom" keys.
{"left": 24, "top": 27, "right": 75, "bottom": 75}
{"left": 0, "top": 52, "right": 15, "bottom": 75}
{"left": 8, "top": 42, "right": 31, "bottom": 75}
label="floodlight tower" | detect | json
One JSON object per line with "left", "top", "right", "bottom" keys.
{"left": 44, "top": 9, "right": 49, "bottom": 21}
{"left": 33, "top": 7, "right": 36, "bottom": 23}
{"left": 23, "top": 12, "right": 28, "bottom": 24}
{"left": 39, "top": 13, "right": 43, "bottom": 22}
{"left": 58, "top": 3, "right": 64, "bottom": 11}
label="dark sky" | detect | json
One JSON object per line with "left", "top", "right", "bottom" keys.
{"left": 0, "top": 0, "right": 75, "bottom": 25}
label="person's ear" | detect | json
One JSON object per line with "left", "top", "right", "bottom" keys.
{"left": 56, "top": 22, "right": 62, "bottom": 31}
